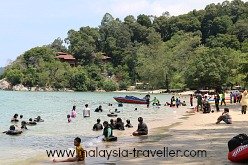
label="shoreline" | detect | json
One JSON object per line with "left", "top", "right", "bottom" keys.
{"left": 7, "top": 103, "right": 244, "bottom": 165}
{"left": 116, "top": 104, "right": 245, "bottom": 165}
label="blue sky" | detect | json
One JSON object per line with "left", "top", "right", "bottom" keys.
{"left": 0, "top": 0, "right": 240, "bottom": 67}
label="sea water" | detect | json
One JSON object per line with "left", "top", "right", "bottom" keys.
{"left": 0, "top": 91, "right": 187, "bottom": 164}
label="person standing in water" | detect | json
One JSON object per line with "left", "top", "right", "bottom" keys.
{"left": 71, "top": 106, "right": 77, "bottom": 118}
{"left": 83, "top": 104, "right": 90, "bottom": 117}
{"left": 93, "top": 119, "right": 103, "bottom": 131}
{"left": 144, "top": 93, "right": 150, "bottom": 108}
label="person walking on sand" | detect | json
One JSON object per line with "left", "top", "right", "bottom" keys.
{"left": 241, "top": 90, "right": 248, "bottom": 114}
{"left": 214, "top": 93, "right": 220, "bottom": 112}
{"left": 190, "top": 94, "right": 193, "bottom": 107}
{"left": 221, "top": 91, "right": 226, "bottom": 106}
{"left": 196, "top": 93, "right": 202, "bottom": 112}
{"left": 230, "top": 92, "right": 233, "bottom": 104}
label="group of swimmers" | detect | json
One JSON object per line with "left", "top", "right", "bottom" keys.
{"left": 92, "top": 117, "right": 133, "bottom": 132}
{"left": 53, "top": 117, "right": 148, "bottom": 163}
{"left": 3, "top": 114, "right": 44, "bottom": 135}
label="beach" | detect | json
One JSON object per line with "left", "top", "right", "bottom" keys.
{"left": 1, "top": 90, "right": 246, "bottom": 165}
{"left": 115, "top": 104, "right": 246, "bottom": 165}
{"left": 40, "top": 104, "right": 245, "bottom": 165}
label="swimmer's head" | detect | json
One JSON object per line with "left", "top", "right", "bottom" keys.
{"left": 9, "top": 125, "right": 15, "bottom": 131}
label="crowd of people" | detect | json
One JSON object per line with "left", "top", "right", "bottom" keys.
{"left": 4, "top": 114, "right": 44, "bottom": 135}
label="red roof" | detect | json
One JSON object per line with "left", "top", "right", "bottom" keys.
{"left": 56, "top": 52, "right": 75, "bottom": 60}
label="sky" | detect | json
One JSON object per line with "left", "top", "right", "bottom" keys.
{"left": 0, "top": 0, "right": 240, "bottom": 67}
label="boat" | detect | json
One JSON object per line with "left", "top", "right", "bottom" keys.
{"left": 113, "top": 95, "right": 147, "bottom": 104}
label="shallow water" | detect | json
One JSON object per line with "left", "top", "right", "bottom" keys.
{"left": 0, "top": 91, "right": 187, "bottom": 164}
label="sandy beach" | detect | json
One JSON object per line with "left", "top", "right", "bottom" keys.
{"left": 13, "top": 102, "right": 246, "bottom": 165}
{"left": 49, "top": 103, "right": 246, "bottom": 165}
{"left": 115, "top": 104, "right": 247, "bottom": 165}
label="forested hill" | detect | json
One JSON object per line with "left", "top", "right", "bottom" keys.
{"left": 2, "top": 0, "right": 248, "bottom": 91}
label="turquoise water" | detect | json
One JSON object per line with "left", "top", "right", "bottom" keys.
{"left": 0, "top": 91, "right": 186, "bottom": 164}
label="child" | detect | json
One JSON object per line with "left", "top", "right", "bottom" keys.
{"left": 216, "top": 108, "right": 232, "bottom": 124}
{"left": 125, "top": 119, "right": 133, "bottom": 128}
{"left": 53, "top": 137, "right": 85, "bottom": 163}
{"left": 71, "top": 106, "right": 77, "bottom": 118}
{"left": 67, "top": 114, "right": 71, "bottom": 123}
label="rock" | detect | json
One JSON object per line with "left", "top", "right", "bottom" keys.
{"left": 0, "top": 79, "right": 11, "bottom": 90}
{"left": 12, "top": 84, "right": 28, "bottom": 91}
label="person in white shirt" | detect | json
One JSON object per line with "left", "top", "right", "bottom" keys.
{"left": 83, "top": 104, "right": 90, "bottom": 117}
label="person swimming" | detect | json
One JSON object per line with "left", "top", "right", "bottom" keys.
{"left": 118, "top": 103, "right": 123, "bottom": 107}
{"left": 93, "top": 119, "right": 103, "bottom": 131}
{"left": 67, "top": 114, "right": 71, "bottom": 123}
{"left": 109, "top": 119, "right": 116, "bottom": 129}
{"left": 11, "top": 114, "right": 19, "bottom": 122}
{"left": 3, "top": 125, "right": 23, "bottom": 135}
{"left": 125, "top": 119, "right": 133, "bottom": 128}
{"left": 115, "top": 118, "right": 125, "bottom": 130}
{"left": 132, "top": 117, "right": 148, "bottom": 136}
{"left": 34, "top": 116, "right": 44, "bottom": 122}
{"left": 27, "top": 118, "right": 37, "bottom": 125}
{"left": 21, "top": 121, "right": 28, "bottom": 130}
{"left": 95, "top": 105, "right": 103, "bottom": 112}
{"left": 114, "top": 109, "right": 120, "bottom": 113}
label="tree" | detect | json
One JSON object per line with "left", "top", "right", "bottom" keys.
{"left": 185, "top": 47, "right": 240, "bottom": 89}
{"left": 48, "top": 37, "right": 67, "bottom": 52}
{"left": 137, "top": 14, "right": 152, "bottom": 28}
{"left": 5, "top": 69, "right": 24, "bottom": 85}
{"left": 66, "top": 27, "right": 100, "bottom": 64}
{"left": 23, "top": 47, "right": 56, "bottom": 68}
{"left": 206, "top": 34, "right": 240, "bottom": 50}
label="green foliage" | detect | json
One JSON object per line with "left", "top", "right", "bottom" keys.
{"left": 3, "top": 0, "right": 248, "bottom": 91}
{"left": 69, "top": 67, "right": 89, "bottom": 91}
{"left": 48, "top": 37, "right": 67, "bottom": 52}
{"left": 5, "top": 69, "right": 24, "bottom": 85}
{"left": 184, "top": 47, "right": 240, "bottom": 89}
{"left": 102, "top": 80, "right": 118, "bottom": 91}
{"left": 23, "top": 47, "right": 56, "bottom": 67}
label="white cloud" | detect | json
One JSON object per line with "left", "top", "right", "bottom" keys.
{"left": 90, "top": 0, "right": 243, "bottom": 20}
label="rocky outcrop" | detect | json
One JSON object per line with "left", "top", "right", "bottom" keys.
{"left": 12, "top": 84, "right": 29, "bottom": 91}
{"left": 0, "top": 79, "right": 10, "bottom": 90}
